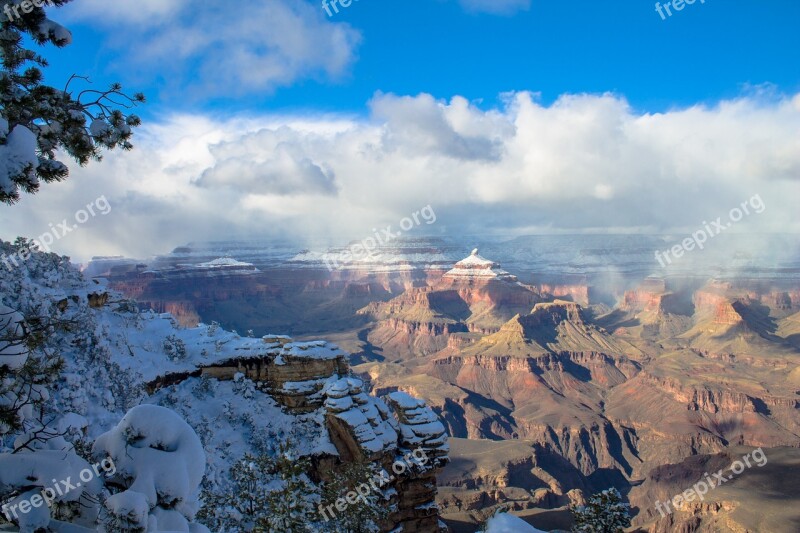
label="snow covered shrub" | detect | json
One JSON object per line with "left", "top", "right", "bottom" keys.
{"left": 163, "top": 334, "right": 187, "bottom": 361}
{"left": 0, "top": 303, "right": 33, "bottom": 435}
{"left": 570, "top": 487, "right": 631, "bottom": 533}
{"left": 319, "top": 461, "right": 388, "bottom": 533}
{"left": 0, "top": 303, "right": 63, "bottom": 444}
{"left": 0, "top": 449, "right": 105, "bottom": 532}
{"left": 192, "top": 375, "right": 214, "bottom": 399}
{"left": 114, "top": 300, "right": 140, "bottom": 315}
{"left": 263, "top": 443, "right": 318, "bottom": 532}
{"left": 231, "top": 373, "right": 255, "bottom": 399}
{"left": 93, "top": 404, "right": 209, "bottom": 533}
{"left": 0, "top": 304, "right": 26, "bottom": 369}
{"left": 198, "top": 440, "right": 318, "bottom": 532}
{"left": 206, "top": 322, "right": 220, "bottom": 337}
{"left": 104, "top": 363, "right": 146, "bottom": 412}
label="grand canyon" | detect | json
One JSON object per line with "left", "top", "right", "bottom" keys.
{"left": 3, "top": 3, "right": 798, "bottom": 531}
{"left": 85, "top": 235, "right": 800, "bottom": 532}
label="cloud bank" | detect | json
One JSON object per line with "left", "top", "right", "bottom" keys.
{"left": 2, "top": 90, "right": 799, "bottom": 262}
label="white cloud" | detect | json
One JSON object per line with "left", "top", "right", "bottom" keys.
{"left": 196, "top": 132, "right": 338, "bottom": 196}
{"left": 61, "top": 0, "right": 361, "bottom": 98}
{"left": 2, "top": 91, "right": 799, "bottom": 262}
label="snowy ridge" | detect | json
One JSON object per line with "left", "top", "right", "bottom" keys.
{"left": 289, "top": 239, "right": 458, "bottom": 272}
{"left": 0, "top": 240, "right": 449, "bottom": 532}
{"left": 103, "top": 234, "right": 800, "bottom": 282}
{"left": 89, "top": 307, "right": 344, "bottom": 385}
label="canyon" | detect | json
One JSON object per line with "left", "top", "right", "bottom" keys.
{"left": 86, "top": 235, "right": 800, "bottom": 531}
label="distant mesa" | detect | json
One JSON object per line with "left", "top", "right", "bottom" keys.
{"left": 196, "top": 257, "right": 256, "bottom": 269}
{"left": 443, "top": 248, "right": 518, "bottom": 282}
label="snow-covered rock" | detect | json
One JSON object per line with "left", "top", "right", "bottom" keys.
{"left": 443, "top": 248, "right": 517, "bottom": 282}
{"left": 386, "top": 391, "right": 449, "bottom": 465}
{"left": 0, "top": 241, "right": 450, "bottom": 532}
{"left": 323, "top": 377, "right": 400, "bottom": 456}
{"left": 93, "top": 405, "right": 206, "bottom": 531}
{"left": 484, "top": 512, "right": 548, "bottom": 532}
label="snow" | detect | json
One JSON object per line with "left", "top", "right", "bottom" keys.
{"left": 282, "top": 340, "right": 346, "bottom": 361}
{"left": 401, "top": 406, "right": 441, "bottom": 425}
{"left": 88, "top": 119, "right": 110, "bottom": 138}
{"left": 195, "top": 257, "right": 255, "bottom": 268}
{"left": 0, "top": 450, "right": 104, "bottom": 532}
{"left": 322, "top": 377, "right": 400, "bottom": 454}
{"left": 335, "top": 406, "right": 370, "bottom": 429}
{"left": 408, "top": 420, "right": 446, "bottom": 437}
{"left": 484, "top": 512, "right": 547, "bottom": 533}
{"left": 0, "top": 123, "right": 39, "bottom": 196}
{"left": 325, "top": 394, "right": 354, "bottom": 412}
{"left": 385, "top": 392, "right": 449, "bottom": 462}
{"left": 443, "top": 249, "right": 517, "bottom": 281}
{"left": 37, "top": 20, "right": 72, "bottom": 44}
{"left": 93, "top": 405, "right": 206, "bottom": 531}
{"left": 74, "top": 308, "right": 345, "bottom": 384}
{"left": 387, "top": 391, "right": 425, "bottom": 410}
{"left": 104, "top": 492, "right": 148, "bottom": 531}
{"left": 0, "top": 304, "right": 28, "bottom": 370}
{"left": 458, "top": 248, "right": 495, "bottom": 266}
{"left": 0, "top": 243, "right": 447, "bottom": 531}
{"left": 148, "top": 376, "right": 338, "bottom": 485}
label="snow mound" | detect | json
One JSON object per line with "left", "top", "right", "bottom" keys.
{"left": 93, "top": 405, "right": 207, "bottom": 532}
{"left": 484, "top": 512, "right": 547, "bottom": 532}
{"left": 0, "top": 450, "right": 103, "bottom": 532}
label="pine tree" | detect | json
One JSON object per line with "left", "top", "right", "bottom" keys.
{"left": 571, "top": 487, "right": 631, "bottom": 533}
{"left": 0, "top": 0, "right": 144, "bottom": 204}
{"left": 0, "top": 301, "right": 63, "bottom": 445}
{"left": 199, "top": 440, "right": 318, "bottom": 533}
{"left": 320, "top": 461, "right": 387, "bottom": 533}
{"left": 199, "top": 454, "right": 270, "bottom": 531}
{"left": 258, "top": 443, "right": 317, "bottom": 533}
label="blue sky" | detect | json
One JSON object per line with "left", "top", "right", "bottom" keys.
{"left": 48, "top": 0, "right": 800, "bottom": 117}
{"left": 3, "top": 0, "right": 800, "bottom": 262}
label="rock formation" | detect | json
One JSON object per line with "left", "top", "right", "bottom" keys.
{"left": 147, "top": 336, "right": 450, "bottom": 533}
{"left": 359, "top": 250, "right": 541, "bottom": 359}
